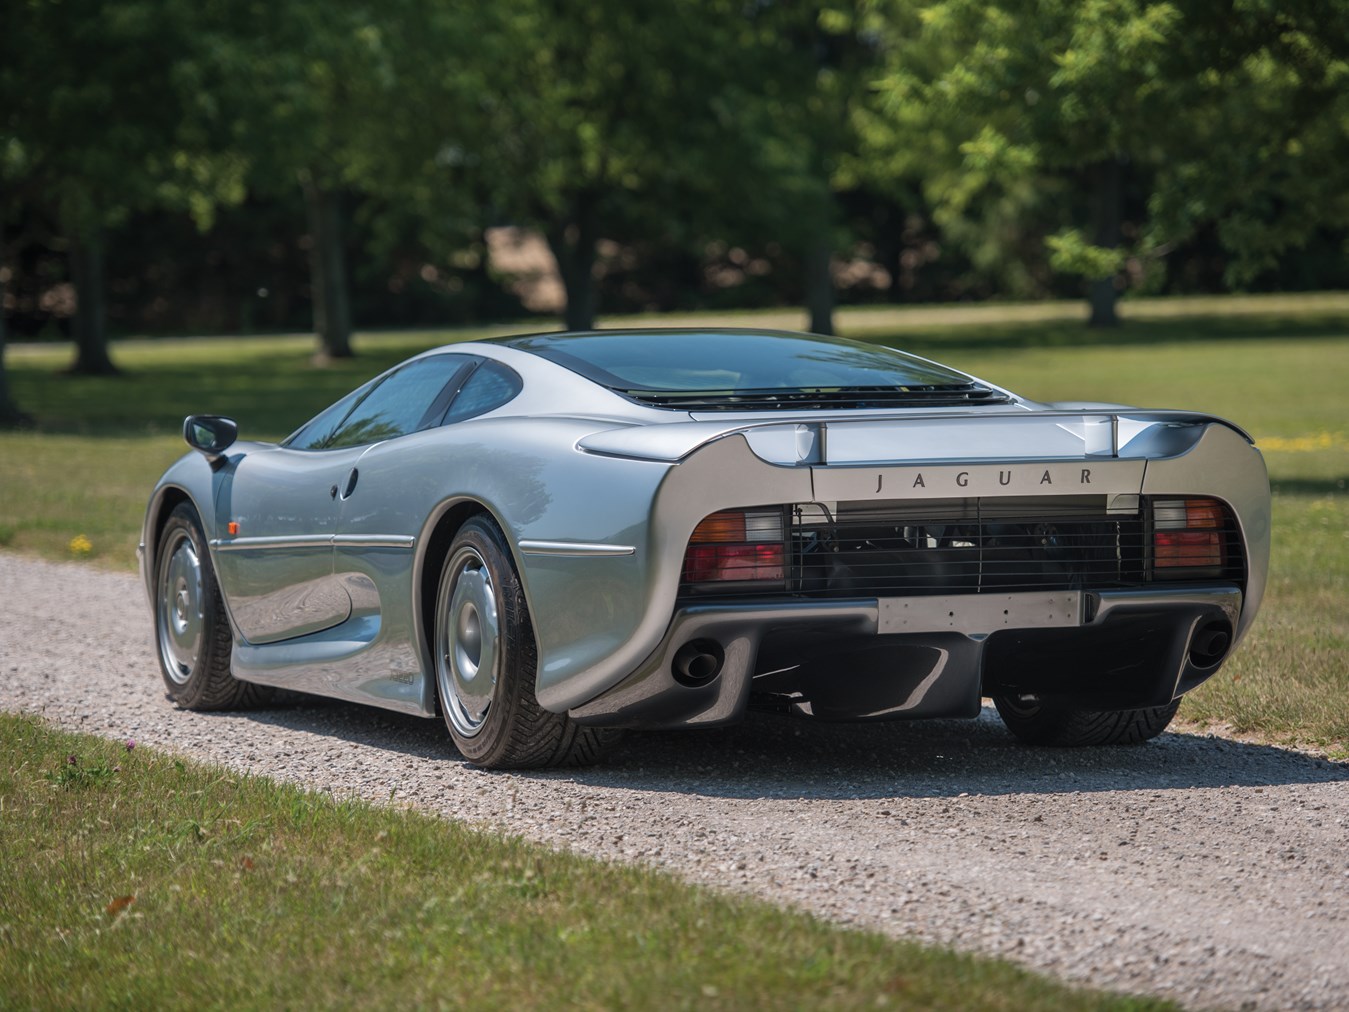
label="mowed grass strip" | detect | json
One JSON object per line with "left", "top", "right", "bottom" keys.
{"left": 0, "top": 714, "right": 1169, "bottom": 1011}
{"left": 1, "top": 293, "right": 1345, "bottom": 752}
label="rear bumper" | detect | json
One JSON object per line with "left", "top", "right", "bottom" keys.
{"left": 567, "top": 584, "right": 1241, "bottom": 728}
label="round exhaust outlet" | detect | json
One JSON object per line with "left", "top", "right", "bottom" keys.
{"left": 672, "top": 639, "right": 725, "bottom": 687}
{"left": 1188, "top": 619, "right": 1233, "bottom": 668}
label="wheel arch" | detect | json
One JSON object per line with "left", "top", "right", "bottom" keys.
{"left": 141, "top": 484, "right": 203, "bottom": 602}
{"left": 412, "top": 497, "right": 534, "bottom": 715}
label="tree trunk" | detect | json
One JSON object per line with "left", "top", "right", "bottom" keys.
{"left": 544, "top": 195, "right": 599, "bottom": 331}
{"left": 0, "top": 251, "right": 31, "bottom": 426}
{"left": 68, "top": 228, "right": 118, "bottom": 375}
{"left": 301, "top": 174, "right": 353, "bottom": 360}
{"left": 804, "top": 238, "right": 836, "bottom": 335}
{"left": 1088, "top": 156, "right": 1123, "bottom": 329}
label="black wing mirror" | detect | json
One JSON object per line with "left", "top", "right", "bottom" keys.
{"left": 183, "top": 415, "right": 238, "bottom": 463}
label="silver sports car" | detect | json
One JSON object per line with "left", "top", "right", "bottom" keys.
{"left": 141, "top": 329, "right": 1269, "bottom": 768}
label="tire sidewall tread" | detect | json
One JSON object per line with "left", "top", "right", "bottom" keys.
{"left": 154, "top": 503, "right": 270, "bottom": 711}
{"left": 436, "top": 516, "right": 618, "bottom": 769}
{"left": 993, "top": 694, "right": 1182, "bottom": 747}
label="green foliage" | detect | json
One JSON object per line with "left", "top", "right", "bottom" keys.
{"left": 458, "top": 0, "right": 835, "bottom": 322}
{"left": 0, "top": 0, "right": 242, "bottom": 233}
{"left": 1146, "top": 3, "right": 1349, "bottom": 286}
{"left": 1, "top": 0, "right": 1348, "bottom": 353}
{"left": 862, "top": 0, "right": 1186, "bottom": 309}
{"left": 862, "top": 0, "right": 1349, "bottom": 304}
{"left": 1046, "top": 229, "right": 1125, "bottom": 282}
{"left": 46, "top": 751, "right": 122, "bottom": 790}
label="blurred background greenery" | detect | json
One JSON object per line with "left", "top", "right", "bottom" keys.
{"left": 2, "top": 0, "right": 1347, "bottom": 423}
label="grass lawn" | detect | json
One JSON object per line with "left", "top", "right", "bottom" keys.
{"left": 0, "top": 713, "right": 1171, "bottom": 1010}
{"left": 1, "top": 290, "right": 1346, "bottom": 756}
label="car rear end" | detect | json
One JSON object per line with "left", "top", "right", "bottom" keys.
{"left": 566, "top": 412, "right": 1269, "bottom": 730}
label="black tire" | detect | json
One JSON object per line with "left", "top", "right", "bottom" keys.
{"left": 154, "top": 503, "right": 272, "bottom": 710}
{"left": 434, "top": 515, "right": 620, "bottom": 769}
{"left": 992, "top": 694, "right": 1181, "bottom": 747}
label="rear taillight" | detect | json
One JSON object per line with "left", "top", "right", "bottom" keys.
{"left": 1152, "top": 498, "right": 1225, "bottom": 573}
{"left": 682, "top": 509, "right": 785, "bottom": 585}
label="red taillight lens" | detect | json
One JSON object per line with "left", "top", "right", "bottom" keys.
{"left": 1154, "top": 529, "right": 1222, "bottom": 568}
{"left": 682, "top": 543, "right": 785, "bottom": 583}
{"left": 1153, "top": 498, "right": 1225, "bottom": 571}
{"left": 683, "top": 508, "right": 786, "bottom": 584}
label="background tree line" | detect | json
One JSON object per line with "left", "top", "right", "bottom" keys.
{"left": 2, "top": 0, "right": 1346, "bottom": 423}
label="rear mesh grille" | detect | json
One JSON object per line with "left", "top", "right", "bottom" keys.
{"left": 678, "top": 496, "right": 1245, "bottom": 598}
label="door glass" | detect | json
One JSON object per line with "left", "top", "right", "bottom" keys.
{"left": 285, "top": 383, "right": 372, "bottom": 450}
{"left": 325, "top": 355, "right": 472, "bottom": 449}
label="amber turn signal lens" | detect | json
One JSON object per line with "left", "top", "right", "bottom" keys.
{"left": 1184, "top": 499, "right": 1223, "bottom": 529}
{"left": 690, "top": 511, "right": 747, "bottom": 543}
{"left": 689, "top": 509, "right": 784, "bottom": 544}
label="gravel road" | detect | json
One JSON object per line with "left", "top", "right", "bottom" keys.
{"left": 3, "top": 553, "right": 1346, "bottom": 1010}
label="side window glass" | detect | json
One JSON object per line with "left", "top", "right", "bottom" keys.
{"left": 284, "top": 384, "right": 370, "bottom": 450}
{"left": 442, "top": 361, "right": 523, "bottom": 425}
{"left": 325, "top": 355, "right": 471, "bottom": 449}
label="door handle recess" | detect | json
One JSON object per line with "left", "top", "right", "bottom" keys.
{"left": 341, "top": 468, "right": 359, "bottom": 500}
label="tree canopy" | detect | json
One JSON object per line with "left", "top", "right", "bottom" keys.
{"left": 3, "top": 0, "right": 1347, "bottom": 422}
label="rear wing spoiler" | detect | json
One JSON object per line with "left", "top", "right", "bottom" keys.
{"left": 576, "top": 410, "right": 1254, "bottom": 465}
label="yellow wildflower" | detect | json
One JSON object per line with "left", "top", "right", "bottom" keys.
{"left": 1258, "top": 431, "right": 1344, "bottom": 453}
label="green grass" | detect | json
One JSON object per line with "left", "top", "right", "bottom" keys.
{"left": 1, "top": 291, "right": 1346, "bottom": 751}
{"left": 0, "top": 713, "right": 1168, "bottom": 1010}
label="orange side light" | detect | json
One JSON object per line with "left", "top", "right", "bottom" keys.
{"left": 690, "top": 511, "right": 747, "bottom": 544}
{"left": 227, "top": 522, "right": 240, "bottom": 536}
{"left": 1185, "top": 499, "right": 1223, "bottom": 529}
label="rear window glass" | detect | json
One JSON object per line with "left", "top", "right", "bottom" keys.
{"left": 499, "top": 330, "right": 972, "bottom": 393}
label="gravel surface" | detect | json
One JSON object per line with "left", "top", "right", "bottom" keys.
{"left": 3, "top": 553, "right": 1346, "bottom": 1010}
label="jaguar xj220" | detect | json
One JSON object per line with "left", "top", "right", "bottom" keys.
{"left": 141, "top": 329, "right": 1269, "bottom": 767}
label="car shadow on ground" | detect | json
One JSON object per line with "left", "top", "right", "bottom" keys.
{"left": 224, "top": 695, "right": 1347, "bottom": 801}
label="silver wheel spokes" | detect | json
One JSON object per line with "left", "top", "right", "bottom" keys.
{"left": 438, "top": 549, "right": 500, "bottom": 738}
{"left": 157, "top": 533, "right": 204, "bottom": 684}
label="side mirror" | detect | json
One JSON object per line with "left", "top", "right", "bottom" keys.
{"left": 183, "top": 415, "right": 238, "bottom": 462}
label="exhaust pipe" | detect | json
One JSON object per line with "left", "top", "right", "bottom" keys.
{"left": 1188, "top": 620, "right": 1233, "bottom": 668}
{"left": 672, "top": 639, "right": 725, "bottom": 687}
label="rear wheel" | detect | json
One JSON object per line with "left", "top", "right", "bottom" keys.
{"left": 992, "top": 693, "right": 1181, "bottom": 747}
{"left": 154, "top": 503, "right": 271, "bottom": 709}
{"left": 434, "top": 516, "right": 619, "bottom": 769}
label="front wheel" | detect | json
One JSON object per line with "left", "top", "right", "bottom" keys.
{"left": 992, "top": 694, "right": 1181, "bottom": 747}
{"left": 154, "top": 503, "right": 271, "bottom": 710}
{"left": 434, "top": 516, "right": 618, "bottom": 769}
